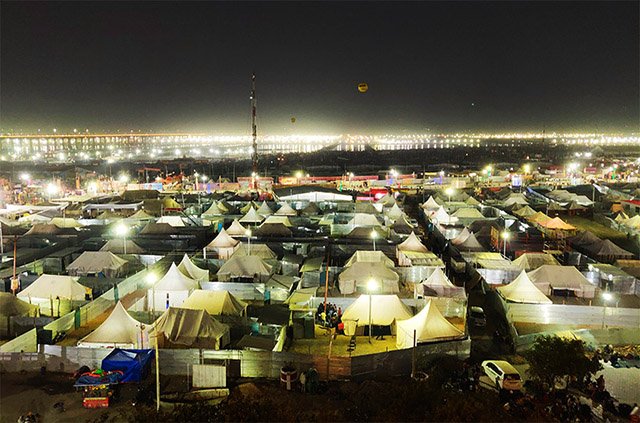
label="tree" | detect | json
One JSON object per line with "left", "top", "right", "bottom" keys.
{"left": 525, "top": 335, "right": 602, "bottom": 387}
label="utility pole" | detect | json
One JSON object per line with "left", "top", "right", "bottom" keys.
{"left": 250, "top": 73, "right": 258, "bottom": 184}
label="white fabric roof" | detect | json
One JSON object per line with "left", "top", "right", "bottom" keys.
{"left": 386, "top": 203, "right": 404, "bottom": 220}
{"left": 345, "top": 250, "right": 394, "bottom": 268}
{"left": 67, "top": 251, "right": 127, "bottom": 275}
{"left": 338, "top": 262, "right": 399, "bottom": 294}
{"left": 156, "top": 216, "right": 185, "bottom": 227}
{"left": 452, "top": 207, "right": 484, "bottom": 219}
{"left": 230, "top": 243, "right": 277, "bottom": 259}
{"left": 226, "top": 219, "right": 248, "bottom": 236}
{"left": 497, "top": 270, "right": 552, "bottom": 304}
{"left": 206, "top": 228, "right": 240, "bottom": 249}
{"left": 420, "top": 267, "right": 456, "bottom": 288}
{"left": 151, "top": 307, "right": 229, "bottom": 349}
{"left": 18, "top": 274, "right": 88, "bottom": 301}
{"left": 262, "top": 215, "right": 292, "bottom": 227}
{"left": 397, "top": 232, "right": 429, "bottom": 253}
{"left": 527, "top": 265, "right": 593, "bottom": 292}
{"left": 396, "top": 300, "right": 464, "bottom": 349}
{"left": 511, "top": 253, "right": 559, "bottom": 271}
{"left": 180, "top": 289, "right": 247, "bottom": 316}
{"left": 239, "top": 206, "right": 265, "bottom": 224}
{"left": 342, "top": 294, "right": 412, "bottom": 326}
{"left": 202, "top": 201, "right": 226, "bottom": 216}
{"left": 154, "top": 262, "right": 200, "bottom": 291}
{"left": 217, "top": 255, "right": 273, "bottom": 278}
{"left": 100, "top": 239, "right": 145, "bottom": 254}
{"left": 348, "top": 213, "right": 380, "bottom": 227}
{"left": 78, "top": 301, "right": 146, "bottom": 347}
{"left": 257, "top": 201, "right": 274, "bottom": 216}
{"left": 274, "top": 202, "right": 297, "bottom": 216}
{"left": 422, "top": 196, "right": 441, "bottom": 210}
{"left": 177, "top": 254, "right": 209, "bottom": 282}
{"left": 51, "top": 217, "right": 83, "bottom": 228}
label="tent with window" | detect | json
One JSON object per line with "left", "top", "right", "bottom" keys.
{"left": 527, "top": 265, "right": 596, "bottom": 298}
{"left": 151, "top": 307, "right": 230, "bottom": 350}
{"left": 101, "top": 349, "right": 154, "bottom": 383}
{"left": 148, "top": 263, "right": 199, "bottom": 310}
{"left": 78, "top": 301, "right": 148, "bottom": 348}
{"left": 67, "top": 251, "right": 129, "bottom": 278}
{"left": 341, "top": 294, "right": 412, "bottom": 333}
{"left": 415, "top": 268, "right": 465, "bottom": 298}
{"left": 226, "top": 219, "right": 248, "bottom": 237}
{"left": 181, "top": 289, "right": 247, "bottom": 316}
{"left": 177, "top": 254, "right": 210, "bottom": 282}
{"left": 497, "top": 270, "right": 552, "bottom": 304}
{"left": 338, "top": 262, "right": 400, "bottom": 294}
{"left": 216, "top": 255, "right": 273, "bottom": 282}
{"left": 205, "top": 228, "right": 240, "bottom": 259}
{"left": 396, "top": 300, "right": 464, "bottom": 349}
{"left": 239, "top": 206, "right": 264, "bottom": 224}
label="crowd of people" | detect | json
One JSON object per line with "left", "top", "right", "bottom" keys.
{"left": 315, "top": 303, "right": 342, "bottom": 331}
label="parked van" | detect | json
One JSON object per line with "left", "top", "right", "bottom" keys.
{"left": 481, "top": 360, "right": 522, "bottom": 391}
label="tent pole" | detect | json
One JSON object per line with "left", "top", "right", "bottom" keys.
{"left": 411, "top": 329, "right": 416, "bottom": 379}
{"left": 155, "top": 334, "right": 160, "bottom": 412}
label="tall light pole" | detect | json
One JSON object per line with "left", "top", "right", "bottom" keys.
{"left": 115, "top": 223, "right": 129, "bottom": 255}
{"left": 445, "top": 187, "right": 454, "bottom": 203}
{"left": 602, "top": 292, "right": 613, "bottom": 329}
{"left": 245, "top": 229, "right": 252, "bottom": 255}
{"left": 501, "top": 231, "right": 510, "bottom": 257}
{"left": 145, "top": 272, "right": 158, "bottom": 317}
{"left": 367, "top": 279, "right": 379, "bottom": 344}
{"left": 370, "top": 229, "right": 378, "bottom": 251}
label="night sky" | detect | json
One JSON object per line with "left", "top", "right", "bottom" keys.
{"left": 1, "top": 1, "right": 638, "bottom": 134}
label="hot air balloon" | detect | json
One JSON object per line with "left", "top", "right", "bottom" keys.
{"left": 357, "top": 83, "right": 368, "bottom": 93}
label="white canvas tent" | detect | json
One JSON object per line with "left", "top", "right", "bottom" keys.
{"left": 397, "top": 232, "right": 428, "bottom": 253}
{"left": 386, "top": 203, "right": 405, "bottom": 221}
{"left": 226, "top": 219, "right": 248, "bottom": 237}
{"left": 511, "top": 253, "right": 559, "bottom": 271}
{"left": 338, "top": 262, "right": 400, "bottom": 294}
{"left": 431, "top": 206, "right": 458, "bottom": 225}
{"left": 342, "top": 294, "right": 412, "bottom": 329}
{"left": 396, "top": 300, "right": 464, "bottom": 349}
{"left": 180, "top": 289, "right": 247, "bottom": 316}
{"left": 230, "top": 243, "right": 277, "bottom": 260}
{"left": 527, "top": 265, "right": 596, "bottom": 298}
{"left": 100, "top": 239, "right": 145, "bottom": 254}
{"left": 201, "top": 201, "right": 227, "bottom": 216}
{"left": 66, "top": 251, "right": 128, "bottom": 278}
{"left": 239, "top": 206, "right": 265, "bottom": 224}
{"left": 205, "top": 228, "right": 240, "bottom": 259}
{"left": 415, "top": 268, "right": 465, "bottom": 298}
{"left": 156, "top": 216, "right": 185, "bottom": 227}
{"left": 262, "top": 215, "right": 292, "bottom": 227}
{"left": 217, "top": 255, "right": 273, "bottom": 282}
{"left": 348, "top": 213, "right": 381, "bottom": 227}
{"left": 497, "top": 270, "right": 552, "bottom": 304}
{"left": 422, "top": 196, "right": 441, "bottom": 210}
{"left": 257, "top": 201, "right": 274, "bottom": 216}
{"left": 345, "top": 250, "right": 394, "bottom": 268}
{"left": 148, "top": 263, "right": 199, "bottom": 310}
{"left": 177, "top": 254, "right": 209, "bottom": 282}
{"left": 18, "top": 274, "right": 88, "bottom": 302}
{"left": 452, "top": 207, "right": 484, "bottom": 219}
{"left": 78, "top": 301, "right": 148, "bottom": 348}
{"left": 274, "top": 202, "right": 297, "bottom": 216}
{"left": 151, "top": 307, "right": 230, "bottom": 350}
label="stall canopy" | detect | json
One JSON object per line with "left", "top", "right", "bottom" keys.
{"left": 497, "top": 270, "right": 552, "bottom": 304}
{"left": 66, "top": 251, "right": 128, "bottom": 278}
{"left": 453, "top": 232, "right": 485, "bottom": 252}
{"left": 338, "top": 262, "right": 399, "bottom": 294}
{"left": 396, "top": 300, "right": 464, "bottom": 349}
{"left": 202, "top": 201, "right": 227, "bottom": 216}
{"left": 151, "top": 307, "right": 230, "bottom": 350}
{"left": 226, "top": 219, "right": 248, "bottom": 237}
{"left": 180, "top": 289, "right": 247, "bottom": 316}
{"left": 18, "top": 274, "right": 89, "bottom": 301}
{"left": 416, "top": 268, "right": 465, "bottom": 298}
{"left": 592, "top": 239, "right": 634, "bottom": 262}
{"left": 391, "top": 215, "right": 416, "bottom": 234}
{"left": 342, "top": 294, "right": 412, "bottom": 326}
{"left": 101, "top": 349, "right": 154, "bottom": 383}
{"left": 177, "top": 254, "right": 210, "bottom": 282}
{"left": 465, "top": 197, "right": 481, "bottom": 206}
{"left": 527, "top": 265, "right": 596, "bottom": 298}
{"left": 216, "top": 255, "right": 273, "bottom": 282}
{"left": 100, "top": 239, "right": 145, "bottom": 254}
{"left": 511, "top": 253, "right": 560, "bottom": 271}
{"left": 262, "top": 215, "right": 292, "bottom": 227}
{"left": 345, "top": 250, "right": 394, "bottom": 268}
{"left": 78, "top": 301, "right": 148, "bottom": 348}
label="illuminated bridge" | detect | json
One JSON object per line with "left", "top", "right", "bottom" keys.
{"left": 0, "top": 132, "right": 638, "bottom": 163}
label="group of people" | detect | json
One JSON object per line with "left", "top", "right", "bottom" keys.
{"left": 315, "top": 303, "right": 343, "bottom": 331}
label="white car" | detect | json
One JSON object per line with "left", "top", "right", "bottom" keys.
{"left": 481, "top": 360, "right": 522, "bottom": 391}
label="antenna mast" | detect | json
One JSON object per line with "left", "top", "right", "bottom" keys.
{"left": 250, "top": 73, "right": 258, "bottom": 176}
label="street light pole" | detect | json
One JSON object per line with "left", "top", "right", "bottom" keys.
{"left": 367, "top": 279, "right": 378, "bottom": 344}
{"left": 602, "top": 292, "right": 612, "bottom": 329}
{"left": 371, "top": 230, "right": 377, "bottom": 252}
{"left": 501, "top": 231, "right": 509, "bottom": 257}
{"left": 246, "top": 229, "right": 252, "bottom": 255}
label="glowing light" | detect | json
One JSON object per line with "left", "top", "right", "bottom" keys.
{"left": 20, "top": 173, "right": 30, "bottom": 181}
{"left": 145, "top": 272, "right": 158, "bottom": 286}
{"left": 119, "top": 174, "right": 130, "bottom": 183}
{"left": 114, "top": 223, "right": 129, "bottom": 237}
{"left": 602, "top": 292, "right": 613, "bottom": 302}
{"left": 46, "top": 183, "right": 59, "bottom": 195}
{"left": 367, "top": 279, "right": 379, "bottom": 292}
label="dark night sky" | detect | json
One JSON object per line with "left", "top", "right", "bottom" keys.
{"left": 1, "top": 1, "right": 638, "bottom": 134}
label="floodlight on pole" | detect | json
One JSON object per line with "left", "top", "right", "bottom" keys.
{"left": 245, "top": 229, "right": 252, "bottom": 255}
{"left": 367, "top": 279, "right": 379, "bottom": 344}
{"left": 602, "top": 292, "right": 613, "bottom": 328}
{"left": 501, "top": 231, "right": 510, "bottom": 256}
{"left": 370, "top": 229, "right": 378, "bottom": 251}
{"left": 114, "top": 223, "right": 129, "bottom": 255}
{"left": 445, "top": 187, "right": 454, "bottom": 203}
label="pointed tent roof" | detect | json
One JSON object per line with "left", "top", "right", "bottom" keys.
{"left": 540, "top": 217, "right": 575, "bottom": 230}
{"left": 392, "top": 215, "right": 415, "bottom": 234}
{"left": 202, "top": 201, "right": 226, "bottom": 216}
{"left": 386, "top": 203, "right": 405, "bottom": 220}
{"left": 355, "top": 202, "right": 379, "bottom": 214}
{"left": 257, "top": 201, "right": 274, "bottom": 216}
{"left": 451, "top": 227, "right": 471, "bottom": 245}
{"left": 614, "top": 211, "right": 629, "bottom": 223}
{"left": 128, "top": 209, "right": 155, "bottom": 220}
{"left": 547, "top": 202, "right": 566, "bottom": 211}
{"left": 397, "top": 232, "right": 429, "bottom": 253}
{"left": 465, "top": 196, "right": 481, "bottom": 206}
{"left": 528, "top": 211, "right": 551, "bottom": 225}
{"left": 100, "top": 238, "right": 145, "bottom": 254}
{"left": 275, "top": 202, "right": 297, "bottom": 216}
{"left": 156, "top": 215, "right": 185, "bottom": 227}
{"left": 457, "top": 232, "right": 485, "bottom": 251}
{"left": 78, "top": 301, "right": 145, "bottom": 346}
{"left": 231, "top": 243, "right": 277, "bottom": 259}
{"left": 96, "top": 210, "right": 122, "bottom": 220}
{"left": 594, "top": 239, "right": 633, "bottom": 258}
{"left": 345, "top": 250, "right": 394, "bottom": 268}
{"left": 0, "top": 292, "right": 38, "bottom": 317}
{"left": 206, "top": 228, "right": 240, "bottom": 249}
{"left": 422, "top": 196, "right": 440, "bottom": 210}
{"left": 338, "top": 262, "right": 400, "bottom": 294}
{"left": 140, "top": 221, "right": 176, "bottom": 235}
{"left": 527, "top": 265, "right": 592, "bottom": 292}
{"left": 301, "top": 202, "right": 321, "bottom": 215}
{"left": 497, "top": 270, "right": 552, "bottom": 304}
{"left": 239, "top": 206, "right": 265, "bottom": 224}
{"left": 514, "top": 205, "right": 537, "bottom": 218}
{"left": 226, "top": 219, "right": 248, "bottom": 237}
{"left": 180, "top": 289, "right": 247, "bottom": 316}
{"left": 348, "top": 213, "right": 380, "bottom": 226}
{"left": 346, "top": 226, "right": 387, "bottom": 240}
{"left": 67, "top": 251, "right": 128, "bottom": 274}
{"left": 396, "top": 300, "right": 464, "bottom": 348}
{"left": 284, "top": 287, "right": 318, "bottom": 306}
{"left": 217, "top": 255, "right": 273, "bottom": 278}
{"left": 432, "top": 206, "right": 458, "bottom": 225}
{"left": 503, "top": 194, "right": 529, "bottom": 207}
{"left": 240, "top": 201, "right": 259, "bottom": 214}
{"left": 623, "top": 215, "right": 640, "bottom": 228}
{"left": 161, "top": 197, "right": 182, "bottom": 210}
{"left": 262, "top": 215, "right": 292, "bottom": 227}
{"left": 420, "top": 267, "right": 456, "bottom": 288}
{"left": 177, "top": 254, "right": 210, "bottom": 282}
{"left": 342, "top": 294, "right": 412, "bottom": 326}
{"left": 17, "top": 274, "right": 88, "bottom": 301}
{"left": 377, "top": 194, "right": 397, "bottom": 207}
{"left": 151, "top": 307, "right": 228, "bottom": 348}
{"left": 452, "top": 207, "right": 484, "bottom": 219}
{"left": 511, "top": 253, "right": 559, "bottom": 271}
{"left": 569, "top": 230, "right": 601, "bottom": 247}
{"left": 154, "top": 262, "right": 200, "bottom": 291}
